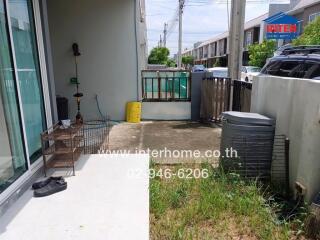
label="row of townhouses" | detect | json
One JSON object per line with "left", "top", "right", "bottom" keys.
{"left": 182, "top": 0, "right": 320, "bottom": 67}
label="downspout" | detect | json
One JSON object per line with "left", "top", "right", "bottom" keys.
{"left": 134, "top": 0, "right": 140, "bottom": 101}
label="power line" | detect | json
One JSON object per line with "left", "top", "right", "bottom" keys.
{"left": 147, "top": 29, "right": 222, "bottom": 35}
{"left": 148, "top": 38, "right": 198, "bottom": 43}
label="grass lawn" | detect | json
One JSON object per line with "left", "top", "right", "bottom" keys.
{"left": 150, "top": 164, "right": 308, "bottom": 240}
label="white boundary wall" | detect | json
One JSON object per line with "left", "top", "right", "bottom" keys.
{"left": 142, "top": 102, "right": 191, "bottom": 120}
{"left": 251, "top": 75, "right": 320, "bottom": 201}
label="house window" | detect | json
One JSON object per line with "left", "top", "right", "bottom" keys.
{"left": 210, "top": 43, "right": 215, "bottom": 57}
{"left": 297, "top": 20, "right": 303, "bottom": 35}
{"left": 219, "top": 40, "right": 224, "bottom": 55}
{"left": 223, "top": 38, "right": 227, "bottom": 54}
{"left": 246, "top": 31, "right": 252, "bottom": 47}
{"left": 309, "top": 12, "right": 320, "bottom": 22}
{"left": 204, "top": 46, "right": 208, "bottom": 58}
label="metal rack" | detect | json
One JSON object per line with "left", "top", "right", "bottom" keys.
{"left": 41, "top": 123, "right": 84, "bottom": 176}
{"left": 83, "top": 120, "right": 109, "bottom": 154}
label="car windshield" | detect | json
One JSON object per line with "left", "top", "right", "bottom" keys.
{"left": 247, "top": 67, "right": 261, "bottom": 73}
{"left": 212, "top": 70, "right": 228, "bottom": 78}
{"left": 194, "top": 65, "right": 205, "bottom": 70}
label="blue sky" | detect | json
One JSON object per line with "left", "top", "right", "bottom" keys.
{"left": 146, "top": 0, "right": 270, "bottom": 57}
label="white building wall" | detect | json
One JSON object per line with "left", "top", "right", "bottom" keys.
{"left": 47, "top": 0, "right": 147, "bottom": 121}
{"left": 251, "top": 75, "right": 320, "bottom": 201}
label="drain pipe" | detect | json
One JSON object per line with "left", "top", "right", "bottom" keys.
{"left": 134, "top": 0, "right": 140, "bottom": 101}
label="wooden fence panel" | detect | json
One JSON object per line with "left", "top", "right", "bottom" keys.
{"left": 200, "top": 77, "right": 231, "bottom": 122}
{"left": 232, "top": 80, "right": 252, "bottom": 112}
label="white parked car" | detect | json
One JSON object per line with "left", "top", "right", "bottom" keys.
{"left": 241, "top": 66, "right": 261, "bottom": 82}
{"left": 206, "top": 67, "right": 229, "bottom": 78}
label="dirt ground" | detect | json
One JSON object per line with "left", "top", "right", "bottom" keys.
{"left": 107, "top": 121, "right": 221, "bottom": 163}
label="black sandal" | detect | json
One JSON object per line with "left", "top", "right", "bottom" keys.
{"left": 34, "top": 178, "right": 67, "bottom": 197}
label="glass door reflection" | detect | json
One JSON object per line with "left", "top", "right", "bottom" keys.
{"left": 8, "top": 0, "right": 46, "bottom": 163}
{"left": 0, "top": 0, "right": 27, "bottom": 193}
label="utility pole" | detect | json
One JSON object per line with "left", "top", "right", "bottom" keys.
{"left": 160, "top": 34, "right": 163, "bottom": 47}
{"left": 163, "top": 23, "right": 168, "bottom": 48}
{"left": 228, "top": 0, "right": 246, "bottom": 110}
{"left": 177, "top": 0, "right": 184, "bottom": 69}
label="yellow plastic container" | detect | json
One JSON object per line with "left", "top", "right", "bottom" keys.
{"left": 126, "top": 101, "right": 141, "bottom": 123}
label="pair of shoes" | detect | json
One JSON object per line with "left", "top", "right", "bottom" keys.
{"left": 33, "top": 177, "right": 67, "bottom": 198}
{"left": 32, "top": 176, "right": 63, "bottom": 190}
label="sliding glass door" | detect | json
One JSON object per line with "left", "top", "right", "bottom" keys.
{"left": 0, "top": 0, "right": 48, "bottom": 194}
{"left": 0, "top": 0, "right": 27, "bottom": 193}
{"left": 8, "top": 0, "right": 46, "bottom": 163}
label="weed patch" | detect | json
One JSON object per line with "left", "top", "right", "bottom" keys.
{"left": 150, "top": 164, "right": 309, "bottom": 240}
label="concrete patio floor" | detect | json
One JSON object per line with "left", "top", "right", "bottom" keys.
{"left": 0, "top": 154, "right": 149, "bottom": 240}
{"left": 108, "top": 121, "right": 221, "bottom": 164}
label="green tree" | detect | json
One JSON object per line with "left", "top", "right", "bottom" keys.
{"left": 248, "top": 40, "right": 276, "bottom": 68}
{"left": 148, "top": 47, "right": 170, "bottom": 65}
{"left": 182, "top": 56, "right": 194, "bottom": 65}
{"left": 166, "top": 58, "right": 176, "bottom": 67}
{"left": 293, "top": 16, "right": 320, "bottom": 45}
